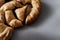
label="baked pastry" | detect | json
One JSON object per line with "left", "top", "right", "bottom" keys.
{"left": 0, "top": 0, "right": 41, "bottom": 27}
{"left": 0, "top": 23, "right": 13, "bottom": 40}
{"left": 5, "top": 10, "right": 23, "bottom": 27}
{"left": 15, "top": 5, "right": 27, "bottom": 22}
{"left": 14, "top": 0, "right": 41, "bottom": 24}
{"left": 0, "top": 0, "right": 41, "bottom": 39}
{"left": 0, "top": 1, "right": 23, "bottom": 11}
{"left": 0, "top": 1, "right": 23, "bottom": 27}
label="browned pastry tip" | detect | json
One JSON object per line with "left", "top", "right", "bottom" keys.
{"left": 0, "top": 23, "right": 13, "bottom": 40}
{"left": 5, "top": 10, "right": 15, "bottom": 24}
{"left": 15, "top": 5, "right": 27, "bottom": 22}
{"left": 9, "top": 19, "right": 23, "bottom": 27}
{"left": 5, "top": 10, "right": 23, "bottom": 28}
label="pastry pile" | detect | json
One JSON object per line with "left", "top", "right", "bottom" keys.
{"left": 0, "top": 0, "right": 41, "bottom": 40}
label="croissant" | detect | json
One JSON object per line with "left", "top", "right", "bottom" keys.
{"left": 0, "top": 0, "right": 41, "bottom": 40}
{"left": 0, "top": 0, "right": 41, "bottom": 27}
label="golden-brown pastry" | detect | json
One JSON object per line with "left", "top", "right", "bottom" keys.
{"left": 0, "top": 0, "right": 41, "bottom": 39}
{"left": 0, "top": 23, "right": 13, "bottom": 40}
{"left": 15, "top": 5, "right": 27, "bottom": 22}
{"left": 5, "top": 10, "right": 23, "bottom": 27}
{"left": 14, "top": 0, "right": 41, "bottom": 24}
{"left": 5, "top": 10, "right": 15, "bottom": 24}
{"left": 0, "top": 0, "right": 5, "bottom": 7}
{"left": 26, "top": 0, "right": 40, "bottom": 24}
{"left": 9, "top": 19, "right": 23, "bottom": 27}
{"left": 0, "top": 0, "right": 41, "bottom": 27}
{"left": 0, "top": 9, "right": 5, "bottom": 23}
{"left": 0, "top": 1, "right": 23, "bottom": 28}
{"left": 15, "top": 0, "right": 40, "bottom": 24}
{"left": 0, "top": 1, "right": 23, "bottom": 11}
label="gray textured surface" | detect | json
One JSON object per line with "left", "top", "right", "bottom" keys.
{"left": 12, "top": 0, "right": 60, "bottom": 40}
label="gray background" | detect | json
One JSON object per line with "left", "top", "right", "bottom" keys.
{"left": 12, "top": 0, "right": 60, "bottom": 40}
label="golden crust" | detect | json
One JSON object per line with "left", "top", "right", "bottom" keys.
{"left": 0, "top": 0, "right": 41, "bottom": 26}
{"left": 0, "top": 23, "right": 13, "bottom": 40}
{"left": 9, "top": 19, "right": 23, "bottom": 27}
{"left": 0, "top": 1, "right": 23, "bottom": 28}
{"left": 14, "top": 0, "right": 41, "bottom": 24}
{"left": 0, "top": 9, "right": 5, "bottom": 23}
{"left": 0, "top": 0, "right": 41, "bottom": 39}
{"left": 0, "top": 1, "right": 23, "bottom": 11}
{"left": 5, "top": 10, "right": 15, "bottom": 24}
{"left": 15, "top": 5, "right": 27, "bottom": 22}
{"left": 5, "top": 10, "right": 23, "bottom": 27}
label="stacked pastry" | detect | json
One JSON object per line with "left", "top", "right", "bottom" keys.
{"left": 0, "top": 0, "right": 41, "bottom": 40}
